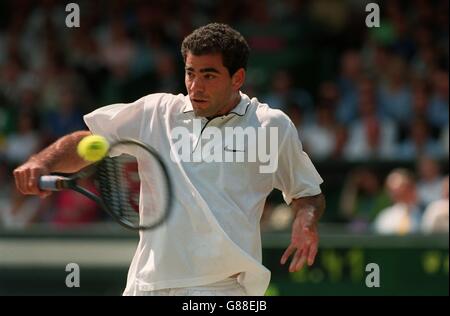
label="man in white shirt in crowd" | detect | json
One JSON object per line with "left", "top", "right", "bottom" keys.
{"left": 374, "top": 169, "right": 422, "bottom": 235}
{"left": 421, "top": 175, "right": 449, "bottom": 234}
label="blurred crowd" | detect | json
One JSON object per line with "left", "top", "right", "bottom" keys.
{"left": 0, "top": 0, "right": 448, "bottom": 233}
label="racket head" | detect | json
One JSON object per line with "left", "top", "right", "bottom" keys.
{"left": 93, "top": 139, "right": 173, "bottom": 231}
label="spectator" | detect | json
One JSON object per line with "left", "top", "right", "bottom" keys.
{"left": 262, "top": 69, "right": 313, "bottom": 114}
{"left": 397, "top": 117, "right": 445, "bottom": 160}
{"left": 42, "top": 85, "right": 86, "bottom": 139}
{"left": 344, "top": 79, "right": 397, "bottom": 160}
{"left": 339, "top": 168, "right": 391, "bottom": 232}
{"left": 2, "top": 111, "right": 41, "bottom": 166}
{"left": 100, "top": 20, "right": 136, "bottom": 78}
{"left": 411, "top": 26, "right": 437, "bottom": 79}
{"left": 335, "top": 50, "right": 362, "bottom": 124}
{"left": 378, "top": 55, "right": 413, "bottom": 126}
{"left": 416, "top": 155, "right": 444, "bottom": 207}
{"left": 301, "top": 82, "right": 346, "bottom": 160}
{"left": 421, "top": 175, "right": 449, "bottom": 233}
{"left": 331, "top": 124, "right": 348, "bottom": 159}
{"left": 373, "top": 169, "right": 423, "bottom": 235}
{"left": 0, "top": 55, "right": 24, "bottom": 103}
{"left": 301, "top": 104, "right": 337, "bottom": 160}
{"left": 427, "top": 69, "right": 449, "bottom": 130}
{"left": 409, "top": 79, "right": 431, "bottom": 135}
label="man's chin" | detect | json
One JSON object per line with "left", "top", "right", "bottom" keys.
{"left": 193, "top": 107, "right": 211, "bottom": 118}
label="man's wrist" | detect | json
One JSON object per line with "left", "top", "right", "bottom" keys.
{"left": 29, "top": 155, "right": 51, "bottom": 171}
{"left": 291, "top": 194, "right": 326, "bottom": 229}
{"left": 294, "top": 209, "right": 318, "bottom": 230}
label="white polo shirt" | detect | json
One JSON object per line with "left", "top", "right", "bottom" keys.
{"left": 84, "top": 92, "right": 323, "bottom": 295}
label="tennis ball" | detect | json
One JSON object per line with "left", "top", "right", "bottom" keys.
{"left": 77, "top": 135, "right": 110, "bottom": 162}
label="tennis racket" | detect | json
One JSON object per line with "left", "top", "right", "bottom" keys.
{"left": 38, "top": 138, "right": 173, "bottom": 231}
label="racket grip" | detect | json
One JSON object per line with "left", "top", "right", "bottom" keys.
{"left": 38, "top": 175, "right": 71, "bottom": 191}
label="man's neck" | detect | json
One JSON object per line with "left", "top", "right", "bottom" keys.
{"left": 207, "top": 93, "right": 241, "bottom": 120}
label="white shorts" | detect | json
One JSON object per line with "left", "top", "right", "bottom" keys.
{"left": 128, "top": 277, "right": 247, "bottom": 296}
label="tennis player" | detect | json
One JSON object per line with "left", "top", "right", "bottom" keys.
{"left": 13, "top": 23, "right": 325, "bottom": 296}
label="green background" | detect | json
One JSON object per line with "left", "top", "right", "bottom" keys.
{"left": 0, "top": 229, "right": 447, "bottom": 296}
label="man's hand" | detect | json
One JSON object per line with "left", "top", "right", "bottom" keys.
{"left": 280, "top": 194, "right": 325, "bottom": 272}
{"left": 13, "top": 130, "right": 92, "bottom": 198}
{"left": 13, "top": 159, "right": 51, "bottom": 198}
{"left": 280, "top": 215, "right": 319, "bottom": 272}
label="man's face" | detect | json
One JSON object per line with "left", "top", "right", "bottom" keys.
{"left": 185, "top": 52, "right": 240, "bottom": 118}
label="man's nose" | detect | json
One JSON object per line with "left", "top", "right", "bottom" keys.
{"left": 189, "top": 77, "right": 205, "bottom": 92}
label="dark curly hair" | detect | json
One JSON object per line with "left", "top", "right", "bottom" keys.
{"left": 181, "top": 23, "right": 250, "bottom": 76}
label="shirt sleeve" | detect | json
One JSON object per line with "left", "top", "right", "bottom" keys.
{"left": 83, "top": 96, "right": 147, "bottom": 143}
{"left": 273, "top": 120, "right": 323, "bottom": 205}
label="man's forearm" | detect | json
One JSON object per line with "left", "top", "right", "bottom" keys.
{"left": 29, "top": 130, "right": 92, "bottom": 173}
{"left": 291, "top": 193, "right": 326, "bottom": 228}
{"left": 280, "top": 193, "right": 326, "bottom": 271}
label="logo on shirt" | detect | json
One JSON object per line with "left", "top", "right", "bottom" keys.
{"left": 223, "top": 146, "right": 245, "bottom": 153}
{"left": 170, "top": 119, "right": 279, "bottom": 173}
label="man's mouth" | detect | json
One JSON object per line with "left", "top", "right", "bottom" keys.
{"left": 191, "top": 98, "right": 209, "bottom": 108}
{"left": 191, "top": 98, "right": 207, "bottom": 103}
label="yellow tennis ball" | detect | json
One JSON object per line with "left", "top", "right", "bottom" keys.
{"left": 77, "top": 135, "right": 110, "bottom": 162}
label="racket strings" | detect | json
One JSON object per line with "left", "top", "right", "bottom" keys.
{"left": 95, "top": 151, "right": 170, "bottom": 229}
{"left": 97, "top": 156, "right": 141, "bottom": 227}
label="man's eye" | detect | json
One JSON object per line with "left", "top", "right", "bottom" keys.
{"left": 204, "top": 74, "right": 215, "bottom": 79}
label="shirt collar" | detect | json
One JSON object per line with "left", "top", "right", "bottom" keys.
{"left": 182, "top": 91, "right": 251, "bottom": 117}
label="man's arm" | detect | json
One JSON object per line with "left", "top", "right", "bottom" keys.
{"left": 13, "top": 130, "right": 92, "bottom": 197}
{"left": 280, "top": 193, "right": 326, "bottom": 272}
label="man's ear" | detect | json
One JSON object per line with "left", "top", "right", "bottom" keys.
{"left": 231, "top": 68, "right": 246, "bottom": 91}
